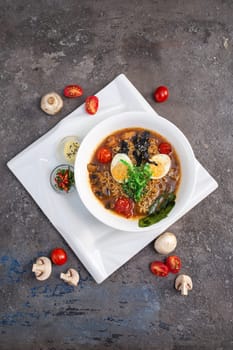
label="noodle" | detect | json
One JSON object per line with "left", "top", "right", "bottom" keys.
{"left": 87, "top": 127, "right": 181, "bottom": 218}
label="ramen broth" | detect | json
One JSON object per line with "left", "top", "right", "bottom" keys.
{"left": 87, "top": 127, "right": 181, "bottom": 219}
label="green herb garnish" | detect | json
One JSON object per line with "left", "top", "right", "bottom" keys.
{"left": 138, "top": 192, "right": 176, "bottom": 227}
{"left": 122, "top": 161, "right": 152, "bottom": 202}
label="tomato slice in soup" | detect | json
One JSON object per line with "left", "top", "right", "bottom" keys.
{"left": 114, "top": 197, "right": 134, "bottom": 218}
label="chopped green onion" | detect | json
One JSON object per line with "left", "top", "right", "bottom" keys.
{"left": 121, "top": 160, "right": 152, "bottom": 202}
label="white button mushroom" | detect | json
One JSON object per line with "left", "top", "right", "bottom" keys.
{"left": 154, "top": 231, "right": 177, "bottom": 255}
{"left": 32, "top": 257, "right": 52, "bottom": 281}
{"left": 60, "top": 268, "right": 80, "bottom": 287}
{"left": 175, "top": 274, "right": 193, "bottom": 296}
{"left": 40, "top": 92, "right": 63, "bottom": 115}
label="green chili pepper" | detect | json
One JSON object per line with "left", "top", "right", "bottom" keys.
{"left": 138, "top": 192, "right": 176, "bottom": 227}
{"left": 148, "top": 192, "right": 176, "bottom": 215}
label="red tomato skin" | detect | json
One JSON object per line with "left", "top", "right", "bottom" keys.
{"left": 154, "top": 86, "right": 169, "bottom": 103}
{"left": 114, "top": 197, "right": 134, "bottom": 218}
{"left": 64, "top": 85, "right": 83, "bottom": 98}
{"left": 85, "top": 96, "right": 99, "bottom": 115}
{"left": 158, "top": 142, "right": 172, "bottom": 154}
{"left": 51, "top": 248, "right": 67, "bottom": 265}
{"left": 96, "top": 147, "right": 112, "bottom": 163}
{"left": 150, "top": 261, "right": 169, "bottom": 277}
{"left": 165, "top": 255, "right": 181, "bottom": 274}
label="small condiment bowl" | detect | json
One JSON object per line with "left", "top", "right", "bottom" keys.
{"left": 50, "top": 164, "right": 75, "bottom": 194}
{"left": 56, "top": 136, "right": 80, "bottom": 165}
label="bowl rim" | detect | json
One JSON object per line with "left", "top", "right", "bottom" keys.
{"left": 74, "top": 111, "right": 197, "bottom": 232}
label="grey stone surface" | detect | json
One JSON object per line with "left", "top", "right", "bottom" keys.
{"left": 0, "top": 1, "right": 233, "bottom": 349}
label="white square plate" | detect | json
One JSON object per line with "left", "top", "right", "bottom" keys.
{"left": 7, "top": 74, "right": 218, "bottom": 283}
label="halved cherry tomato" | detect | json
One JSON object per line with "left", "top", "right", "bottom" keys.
{"left": 154, "top": 86, "right": 169, "bottom": 103}
{"left": 114, "top": 197, "right": 134, "bottom": 218}
{"left": 63, "top": 85, "right": 83, "bottom": 98}
{"left": 158, "top": 142, "right": 172, "bottom": 154}
{"left": 96, "top": 147, "right": 112, "bottom": 163}
{"left": 165, "top": 255, "right": 181, "bottom": 274}
{"left": 51, "top": 248, "right": 67, "bottom": 265}
{"left": 85, "top": 96, "right": 99, "bottom": 115}
{"left": 150, "top": 261, "right": 169, "bottom": 277}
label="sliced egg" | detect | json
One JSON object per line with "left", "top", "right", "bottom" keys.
{"left": 111, "top": 153, "right": 132, "bottom": 183}
{"left": 149, "top": 154, "right": 171, "bottom": 179}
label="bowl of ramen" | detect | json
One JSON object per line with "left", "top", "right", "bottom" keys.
{"left": 74, "top": 112, "right": 196, "bottom": 231}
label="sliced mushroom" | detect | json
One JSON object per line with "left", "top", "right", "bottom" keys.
{"left": 60, "top": 268, "right": 80, "bottom": 286}
{"left": 41, "top": 92, "right": 63, "bottom": 115}
{"left": 175, "top": 274, "right": 193, "bottom": 296}
{"left": 32, "top": 257, "right": 52, "bottom": 281}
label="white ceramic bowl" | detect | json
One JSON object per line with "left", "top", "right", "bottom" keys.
{"left": 74, "top": 112, "right": 196, "bottom": 232}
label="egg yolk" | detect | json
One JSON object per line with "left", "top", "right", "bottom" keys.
{"left": 149, "top": 159, "right": 169, "bottom": 179}
{"left": 111, "top": 162, "right": 129, "bottom": 183}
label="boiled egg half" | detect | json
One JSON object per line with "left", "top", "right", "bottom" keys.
{"left": 149, "top": 154, "right": 171, "bottom": 179}
{"left": 111, "top": 153, "right": 132, "bottom": 183}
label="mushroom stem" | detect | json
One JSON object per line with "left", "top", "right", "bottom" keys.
{"left": 48, "top": 96, "right": 55, "bottom": 104}
{"left": 181, "top": 282, "right": 188, "bottom": 296}
{"left": 60, "top": 268, "right": 80, "bottom": 286}
{"left": 32, "top": 257, "right": 52, "bottom": 281}
{"left": 40, "top": 92, "right": 63, "bottom": 115}
{"left": 175, "top": 274, "right": 193, "bottom": 296}
{"left": 32, "top": 259, "right": 44, "bottom": 276}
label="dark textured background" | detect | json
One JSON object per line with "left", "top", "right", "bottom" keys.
{"left": 1, "top": 1, "right": 233, "bottom": 349}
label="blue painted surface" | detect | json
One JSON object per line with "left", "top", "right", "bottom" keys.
{"left": 30, "top": 283, "right": 74, "bottom": 298}
{"left": 0, "top": 255, "right": 26, "bottom": 283}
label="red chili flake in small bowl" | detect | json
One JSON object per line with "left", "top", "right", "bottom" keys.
{"left": 50, "top": 164, "right": 75, "bottom": 193}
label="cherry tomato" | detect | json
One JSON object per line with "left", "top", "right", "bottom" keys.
{"left": 165, "top": 255, "right": 181, "bottom": 274}
{"left": 158, "top": 142, "right": 172, "bottom": 154}
{"left": 96, "top": 147, "right": 112, "bottom": 163}
{"left": 51, "top": 248, "right": 67, "bottom": 265}
{"left": 63, "top": 85, "right": 83, "bottom": 98}
{"left": 154, "top": 86, "right": 169, "bottom": 103}
{"left": 150, "top": 261, "right": 169, "bottom": 277}
{"left": 114, "top": 197, "right": 134, "bottom": 218}
{"left": 85, "top": 96, "right": 99, "bottom": 115}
